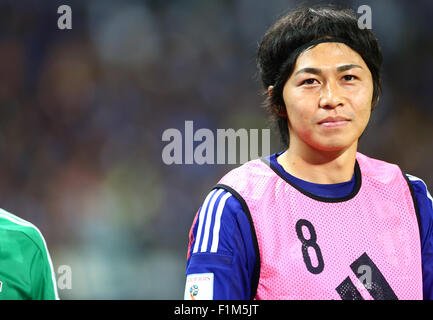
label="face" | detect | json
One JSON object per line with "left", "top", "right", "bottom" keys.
{"left": 280, "top": 42, "right": 374, "bottom": 153}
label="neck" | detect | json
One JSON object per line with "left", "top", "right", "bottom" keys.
{"left": 277, "top": 142, "right": 358, "bottom": 184}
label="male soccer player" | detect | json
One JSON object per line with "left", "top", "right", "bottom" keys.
{"left": 0, "top": 208, "right": 59, "bottom": 299}
{"left": 184, "top": 5, "right": 433, "bottom": 300}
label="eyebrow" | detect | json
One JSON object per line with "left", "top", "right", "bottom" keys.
{"left": 294, "top": 64, "right": 363, "bottom": 76}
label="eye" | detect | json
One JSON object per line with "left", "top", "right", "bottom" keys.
{"left": 342, "top": 75, "right": 357, "bottom": 81}
{"left": 301, "top": 78, "right": 319, "bottom": 85}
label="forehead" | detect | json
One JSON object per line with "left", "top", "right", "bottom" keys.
{"left": 293, "top": 42, "right": 367, "bottom": 71}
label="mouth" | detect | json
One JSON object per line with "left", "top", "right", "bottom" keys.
{"left": 317, "top": 116, "right": 351, "bottom": 128}
{"left": 318, "top": 120, "right": 350, "bottom": 128}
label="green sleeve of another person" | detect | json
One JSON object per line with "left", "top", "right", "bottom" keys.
{"left": 28, "top": 227, "right": 59, "bottom": 300}
{"left": 0, "top": 209, "right": 59, "bottom": 300}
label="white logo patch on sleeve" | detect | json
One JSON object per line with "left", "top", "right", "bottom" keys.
{"left": 184, "top": 273, "right": 214, "bottom": 300}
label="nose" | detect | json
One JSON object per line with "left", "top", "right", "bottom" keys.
{"left": 319, "top": 80, "right": 344, "bottom": 109}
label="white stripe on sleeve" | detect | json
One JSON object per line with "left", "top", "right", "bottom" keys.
{"left": 200, "top": 189, "right": 224, "bottom": 253}
{"left": 193, "top": 189, "right": 218, "bottom": 254}
{"left": 407, "top": 174, "right": 433, "bottom": 209}
{"left": 210, "top": 192, "right": 232, "bottom": 253}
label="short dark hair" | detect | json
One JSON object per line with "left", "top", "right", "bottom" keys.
{"left": 257, "top": 4, "right": 383, "bottom": 147}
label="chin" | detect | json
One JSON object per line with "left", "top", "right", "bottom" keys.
{"left": 311, "top": 140, "right": 353, "bottom": 153}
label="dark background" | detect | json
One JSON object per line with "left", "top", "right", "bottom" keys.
{"left": 0, "top": 0, "right": 432, "bottom": 299}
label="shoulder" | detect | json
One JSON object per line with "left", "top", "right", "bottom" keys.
{"left": 405, "top": 174, "right": 433, "bottom": 214}
{"left": 405, "top": 174, "right": 433, "bottom": 243}
{"left": 356, "top": 152, "right": 402, "bottom": 180}
{"left": 217, "top": 158, "right": 276, "bottom": 194}
{"left": 0, "top": 208, "right": 49, "bottom": 256}
{"left": 406, "top": 174, "right": 432, "bottom": 195}
{"left": 188, "top": 188, "right": 251, "bottom": 256}
{"left": 219, "top": 158, "right": 271, "bottom": 179}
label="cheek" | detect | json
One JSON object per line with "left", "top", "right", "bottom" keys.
{"left": 286, "top": 103, "right": 313, "bottom": 128}
{"left": 283, "top": 90, "right": 316, "bottom": 125}
{"left": 353, "top": 87, "right": 373, "bottom": 121}
{"left": 286, "top": 106, "right": 317, "bottom": 142}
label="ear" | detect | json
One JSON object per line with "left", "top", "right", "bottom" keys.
{"left": 371, "top": 96, "right": 380, "bottom": 111}
{"left": 268, "top": 85, "right": 287, "bottom": 118}
{"left": 267, "top": 85, "right": 274, "bottom": 97}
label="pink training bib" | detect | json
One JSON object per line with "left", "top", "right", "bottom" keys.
{"left": 217, "top": 152, "right": 423, "bottom": 300}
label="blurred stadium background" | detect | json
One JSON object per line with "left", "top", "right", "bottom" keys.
{"left": 0, "top": 0, "right": 431, "bottom": 299}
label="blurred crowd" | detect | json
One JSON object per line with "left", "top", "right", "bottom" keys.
{"left": 0, "top": 0, "right": 431, "bottom": 299}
